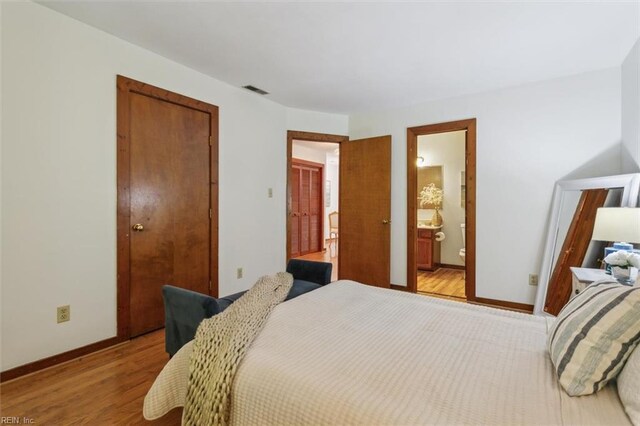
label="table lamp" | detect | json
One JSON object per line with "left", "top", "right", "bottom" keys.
{"left": 591, "top": 207, "right": 640, "bottom": 273}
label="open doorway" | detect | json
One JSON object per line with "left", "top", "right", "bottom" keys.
{"left": 287, "top": 131, "right": 348, "bottom": 282}
{"left": 415, "top": 131, "right": 466, "bottom": 299}
{"left": 407, "top": 119, "right": 476, "bottom": 302}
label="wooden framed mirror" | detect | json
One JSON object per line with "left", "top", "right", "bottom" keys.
{"left": 533, "top": 173, "right": 640, "bottom": 315}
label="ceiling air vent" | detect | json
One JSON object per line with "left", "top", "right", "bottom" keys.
{"left": 242, "top": 85, "right": 269, "bottom": 95}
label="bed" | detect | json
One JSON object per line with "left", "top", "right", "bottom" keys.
{"left": 145, "top": 280, "right": 632, "bottom": 425}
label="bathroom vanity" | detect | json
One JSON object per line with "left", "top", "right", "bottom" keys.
{"left": 417, "top": 226, "right": 442, "bottom": 271}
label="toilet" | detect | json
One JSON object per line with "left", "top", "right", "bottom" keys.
{"left": 459, "top": 223, "right": 466, "bottom": 263}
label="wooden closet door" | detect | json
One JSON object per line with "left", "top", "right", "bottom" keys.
{"left": 290, "top": 167, "right": 301, "bottom": 257}
{"left": 309, "top": 168, "right": 321, "bottom": 253}
{"left": 127, "top": 88, "right": 212, "bottom": 337}
{"left": 300, "top": 168, "right": 311, "bottom": 254}
{"left": 291, "top": 159, "right": 324, "bottom": 257}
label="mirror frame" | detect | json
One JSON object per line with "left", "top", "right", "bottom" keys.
{"left": 533, "top": 173, "right": 640, "bottom": 315}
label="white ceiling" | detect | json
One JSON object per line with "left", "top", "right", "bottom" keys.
{"left": 41, "top": 1, "right": 640, "bottom": 114}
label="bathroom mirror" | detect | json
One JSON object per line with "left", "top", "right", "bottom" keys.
{"left": 533, "top": 173, "right": 640, "bottom": 316}
{"left": 417, "top": 165, "right": 443, "bottom": 208}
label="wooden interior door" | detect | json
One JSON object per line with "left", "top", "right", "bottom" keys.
{"left": 544, "top": 189, "right": 608, "bottom": 315}
{"left": 118, "top": 76, "right": 218, "bottom": 339}
{"left": 339, "top": 136, "right": 392, "bottom": 287}
{"left": 291, "top": 160, "right": 323, "bottom": 256}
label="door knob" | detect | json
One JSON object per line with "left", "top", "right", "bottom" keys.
{"left": 382, "top": 219, "right": 391, "bottom": 225}
{"left": 132, "top": 223, "right": 144, "bottom": 232}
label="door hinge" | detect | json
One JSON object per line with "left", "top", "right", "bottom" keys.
{"left": 209, "top": 136, "right": 213, "bottom": 146}
{"left": 209, "top": 208, "right": 212, "bottom": 219}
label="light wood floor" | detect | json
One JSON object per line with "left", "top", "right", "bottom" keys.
{"left": 417, "top": 267, "right": 466, "bottom": 299}
{"left": 0, "top": 330, "right": 181, "bottom": 425}
{"left": 295, "top": 239, "right": 338, "bottom": 282}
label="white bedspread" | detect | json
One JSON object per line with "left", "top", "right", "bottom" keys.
{"left": 146, "top": 280, "right": 631, "bottom": 425}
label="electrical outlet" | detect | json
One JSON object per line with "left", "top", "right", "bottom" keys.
{"left": 57, "top": 305, "right": 70, "bottom": 323}
{"left": 268, "top": 188, "right": 273, "bottom": 198}
{"left": 237, "top": 268, "right": 243, "bottom": 279}
{"left": 529, "top": 274, "right": 539, "bottom": 286}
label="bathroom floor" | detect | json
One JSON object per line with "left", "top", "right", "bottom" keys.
{"left": 417, "top": 268, "right": 466, "bottom": 299}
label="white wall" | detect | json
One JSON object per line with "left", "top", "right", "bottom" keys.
{"left": 622, "top": 38, "right": 640, "bottom": 172}
{"left": 417, "top": 131, "right": 466, "bottom": 266}
{"left": 286, "top": 108, "right": 349, "bottom": 136}
{"left": 0, "top": 2, "right": 347, "bottom": 371}
{"left": 350, "top": 68, "right": 622, "bottom": 305}
{"left": 325, "top": 153, "right": 339, "bottom": 241}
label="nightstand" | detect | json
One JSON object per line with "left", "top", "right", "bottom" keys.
{"left": 570, "top": 267, "right": 612, "bottom": 297}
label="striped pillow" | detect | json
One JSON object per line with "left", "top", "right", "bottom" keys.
{"left": 617, "top": 345, "right": 640, "bottom": 425}
{"left": 547, "top": 279, "right": 640, "bottom": 396}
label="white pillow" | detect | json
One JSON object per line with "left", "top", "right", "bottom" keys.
{"left": 618, "top": 346, "right": 640, "bottom": 425}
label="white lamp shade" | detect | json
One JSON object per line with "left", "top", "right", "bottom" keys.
{"left": 591, "top": 208, "right": 640, "bottom": 243}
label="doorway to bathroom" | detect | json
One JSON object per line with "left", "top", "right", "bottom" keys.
{"left": 407, "top": 119, "right": 476, "bottom": 302}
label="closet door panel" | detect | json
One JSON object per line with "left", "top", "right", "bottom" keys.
{"left": 290, "top": 167, "right": 301, "bottom": 257}
{"left": 291, "top": 159, "right": 324, "bottom": 257}
{"left": 309, "top": 169, "right": 321, "bottom": 253}
{"left": 300, "top": 168, "right": 311, "bottom": 254}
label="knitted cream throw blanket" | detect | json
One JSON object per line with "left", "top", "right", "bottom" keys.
{"left": 182, "top": 272, "right": 293, "bottom": 426}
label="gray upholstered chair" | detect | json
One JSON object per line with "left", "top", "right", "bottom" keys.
{"left": 162, "top": 259, "right": 332, "bottom": 357}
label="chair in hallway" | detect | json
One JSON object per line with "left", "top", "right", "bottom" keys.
{"left": 329, "top": 211, "right": 339, "bottom": 248}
